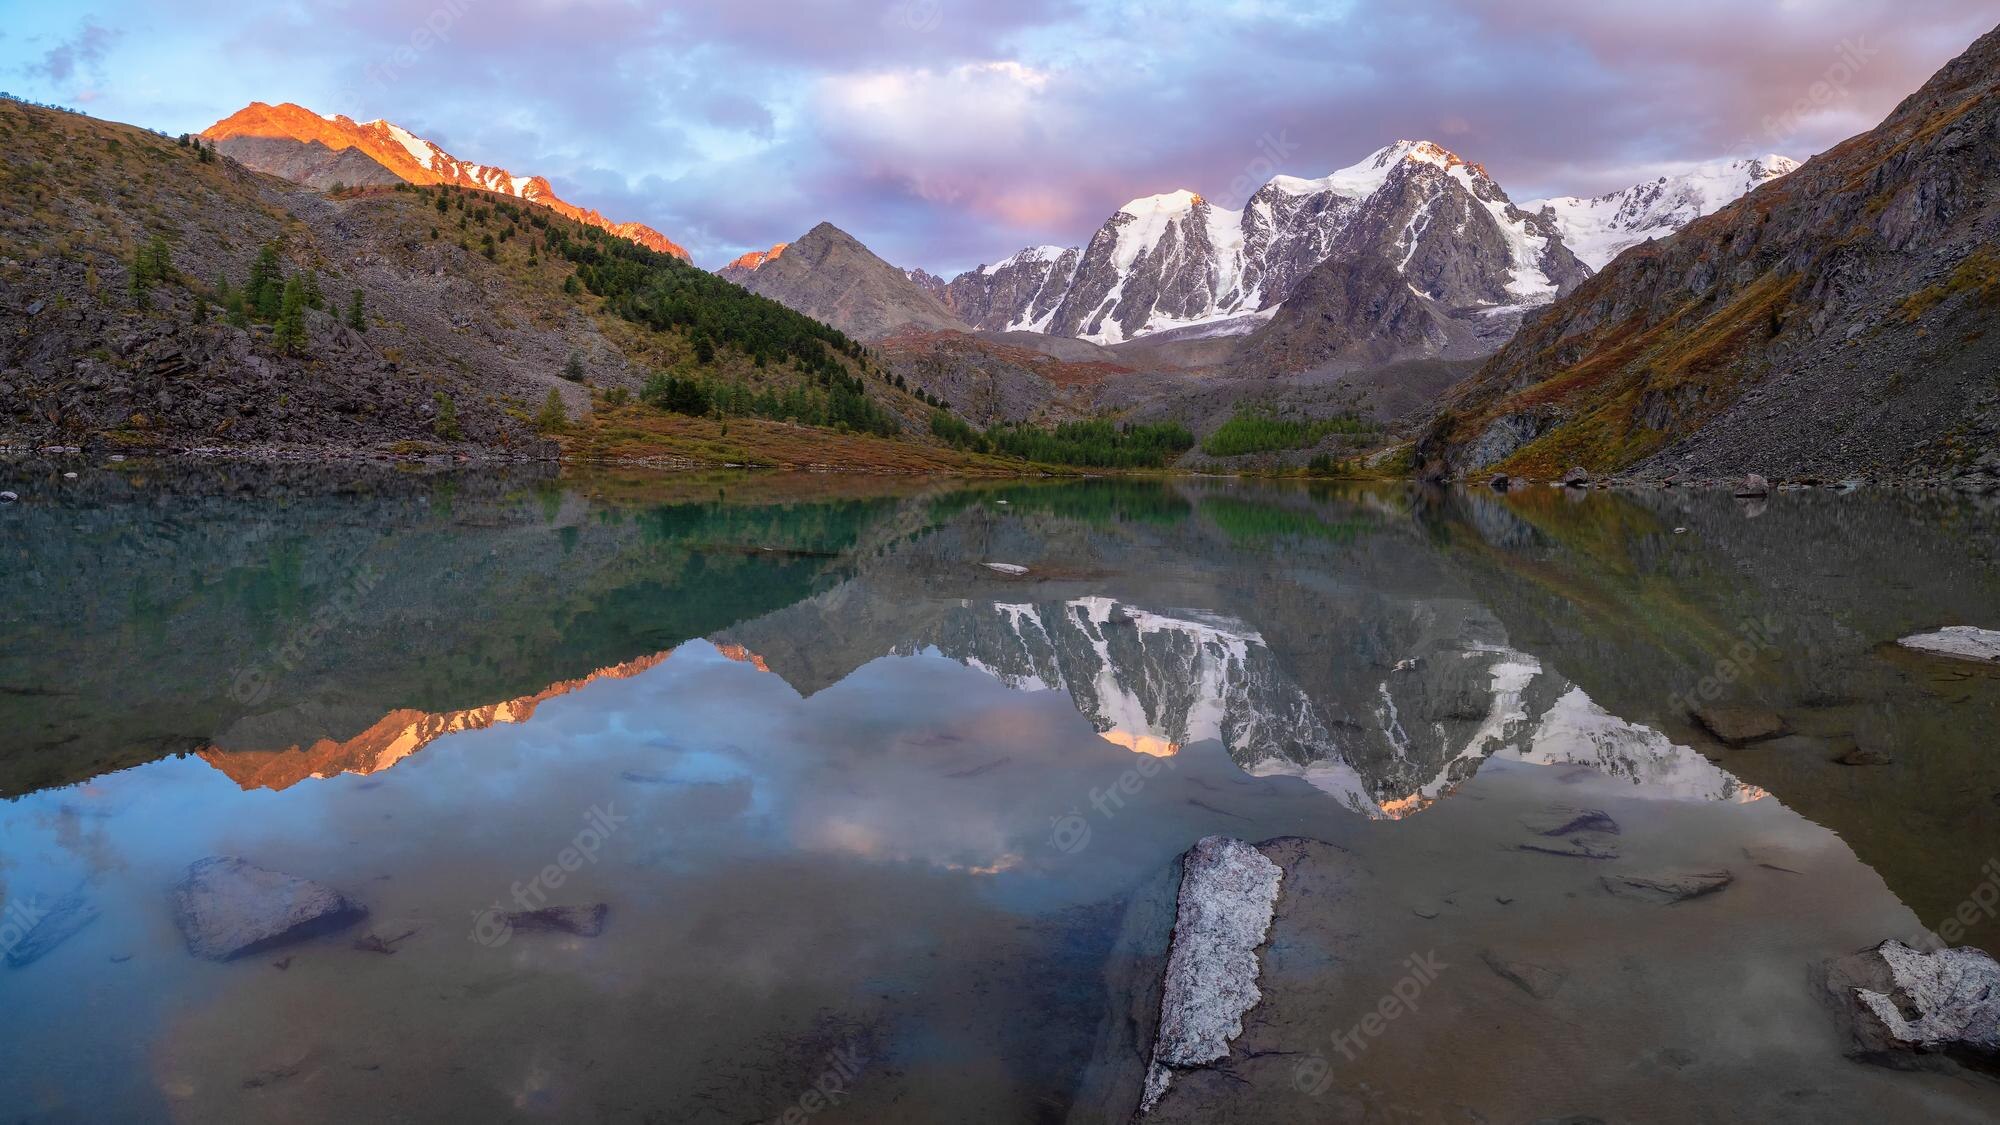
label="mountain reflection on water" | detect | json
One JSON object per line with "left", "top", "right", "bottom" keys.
{"left": 4, "top": 463, "right": 2000, "bottom": 1121}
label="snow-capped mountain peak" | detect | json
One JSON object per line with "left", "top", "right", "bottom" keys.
{"left": 1527, "top": 154, "right": 1800, "bottom": 269}
{"left": 939, "top": 138, "right": 1583, "bottom": 344}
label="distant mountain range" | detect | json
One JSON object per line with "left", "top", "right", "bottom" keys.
{"left": 202, "top": 102, "right": 691, "bottom": 259}
{"left": 720, "top": 141, "right": 1801, "bottom": 390}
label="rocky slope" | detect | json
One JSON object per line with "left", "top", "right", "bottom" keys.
{"left": 203, "top": 102, "right": 690, "bottom": 259}
{"left": 717, "top": 222, "right": 967, "bottom": 341}
{"left": 0, "top": 99, "right": 919, "bottom": 456}
{"left": 1419, "top": 23, "right": 2000, "bottom": 482}
{"left": 1528, "top": 156, "right": 1800, "bottom": 270}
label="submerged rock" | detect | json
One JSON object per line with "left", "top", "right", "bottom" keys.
{"left": 1839, "top": 748, "right": 1895, "bottom": 766}
{"left": 3, "top": 890, "right": 100, "bottom": 968}
{"left": 503, "top": 903, "right": 608, "bottom": 937}
{"left": 1691, "top": 705, "right": 1791, "bottom": 746}
{"left": 1600, "top": 870, "right": 1734, "bottom": 904}
{"left": 1817, "top": 940, "right": 2000, "bottom": 1068}
{"left": 1518, "top": 832, "right": 1621, "bottom": 861}
{"left": 1898, "top": 626, "right": 2000, "bottom": 664}
{"left": 1521, "top": 805, "right": 1620, "bottom": 838}
{"left": 1139, "top": 835, "right": 1282, "bottom": 1115}
{"left": 170, "top": 857, "right": 366, "bottom": 961}
{"left": 1481, "top": 949, "right": 1568, "bottom": 999}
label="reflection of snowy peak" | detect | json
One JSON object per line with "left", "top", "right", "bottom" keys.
{"left": 932, "top": 597, "right": 1757, "bottom": 820}
{"left": 923, "top": 597, "right": 1333, "bottom": 762}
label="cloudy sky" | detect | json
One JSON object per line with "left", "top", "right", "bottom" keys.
{"left": 3, "top": 1, "right": 1993, "bottom": 272}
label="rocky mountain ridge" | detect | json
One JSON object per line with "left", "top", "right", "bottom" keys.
{"left": 203, "top": 102, "right": 690, "bottom": 259}
{"left": 1419, "top": 22, "right": 2000, "bottom": 481}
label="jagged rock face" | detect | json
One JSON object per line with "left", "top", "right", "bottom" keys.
{"left": 939, "top": 246, "right": 1081, "bottom": 333}
{"left": 715, "top": 222, "right": 966, "bottom": 341}
{"left": 941, "top": 141, "right": 1588, "bottom": 356}
{"left": 205, "top": 135, "right": 404, "bottom": 191}
{"left": 203, "top": 102, "right": 690, "bottom": 259}
{"left": 1530, "top": 156, "right": 1800, "bottom": 270}
{"left": 1422, "top": 24, "right": 2000, "bottom": 480}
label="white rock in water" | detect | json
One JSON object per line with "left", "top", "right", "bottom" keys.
{"left": 0, "top": 491, "right": 15, "bottom": 503}
{"left": 982, "top": 562, "right": 1028, "bottom": 576}
{"left": 1854, "top": 941, "right": 2000, "bottom": 1053}
{"left": 1898, "top": 626, "right": 2000, "bottom": 663}
{"left": 1139, "top": 836, "right": 1283, "bottom": 1114}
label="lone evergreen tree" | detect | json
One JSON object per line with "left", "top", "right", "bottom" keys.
{"left": 248, "top": 243, "right": 283, "bottom": 319}
{"left": 346, "top": 289, "right": 366, "bottom": 332}
{"left": 564, "top": 351, "right": 585, "bottom": 382}
{"left": 535, "top": 387, "right": 568, "bottom": 433}
{"left": 273, "top": 275, "right": 307, "bottom": 354}
{"left": 432, "top": 391, "right": 463, "bottom": 440}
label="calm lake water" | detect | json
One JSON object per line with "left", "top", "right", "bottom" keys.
{"left": 3, "top": 464, "right": 1999, "bottom": 1122}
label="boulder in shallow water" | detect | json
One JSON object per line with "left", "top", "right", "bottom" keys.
{"left": 1521, "top": 805, "right": 1619, "bottom": 838}
{"left": 1139, "top": 835, "right": 1282, "bottom": 1115}
{"left": 1817, "top": 940, "right": 2000, "bottom": 1068}
{"left": 1734, "top": 474, "right": 1771, "bottom": 498}
{"left": 1691, "top": 705, "right": 1790, "bottom": 746}
{"left": 1897, "top": 626, "right": 2000, "bottom": 664}
{"left": 1560, "top": 466, "right": 1590, "bottom": 488}
{"left": 1481, "top": 949, "right": 1568, "bottom": 999}
{"left": 1600, "top": 870, "right": 1734, "bottom": 904}
{"left": 170, "top": 857, "right": 366, "bottom": 961}
{"left": 502, "top": 903, "right": 608, "bottom": 937}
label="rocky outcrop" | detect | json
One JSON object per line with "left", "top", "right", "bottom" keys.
{"left": 1422, "top": 23, "right": 2000, "bottom": 480}
{"left": 205, "top": 102, "right": 690, "bottom": 259}
{"left": 1818, "top": 940, "right": 2000, "bottom": 1068}
{"left": 716, "top": 222, "right": 966, "bottom": 341}
{"left": 169, "top": 857, "right": 366, "bottom": 960}
{"left": 1140, "top": 835, "right": 1283, "bottom": 1114}
{"left": 1898, "top": 626, "right": 2000, "bottom": 663}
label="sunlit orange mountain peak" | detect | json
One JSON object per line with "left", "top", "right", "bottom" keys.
{"left": 201, "top": 101, "right": 691, "bottom": 261}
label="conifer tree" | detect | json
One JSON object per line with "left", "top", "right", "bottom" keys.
{"left": 273, "top": 275, "right": 307, "bottom": 354}
{"left": 346, "top": 289, "right": 366, "bottom": 332}
{"left": 535, "top": 386, "right": 568, "bottom": 433}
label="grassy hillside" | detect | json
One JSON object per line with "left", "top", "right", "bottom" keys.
{"left": 0, "top": 97, "right": 955, "bottom": 462}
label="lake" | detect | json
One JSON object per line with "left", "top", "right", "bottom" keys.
{"left": 3, "top": 463, "right": 1999, "bottom": 1122}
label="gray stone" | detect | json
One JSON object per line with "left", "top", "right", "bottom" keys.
{"left": 1734, "top": 473, "right": 1771, "bottom": 497}
{"left": 1817, "top": 940, "right": 2000, "bottom": 1068}
{"left": 1521, "top": 805, "right": 1620, "bottom": 838}
{"left": 1561, "top": 466, "right": 1591, "bottom": 487}
{"left": 1839, "top": 748, "right": 1894, "bottom": 766}
{"left": 501, "top": 903, "right": 608, "bottom": 937}
{"left": 0, "top": 491, "right": 16, "bottom": 503}
{"left": 1600, "top": 870, "right": 1734, "bottom": 904}
{"left": 1691, "top": 705, "right": 1790, "bottom": 746}
{"left": 170, "top": 856, "right": 366, "bottom": 961}
{"left": 1897, "top": 626, "right": 2000, "bottom": 664}
{"left": 1139, "top": 835, "right": 1282, "bottom": 1115}
{"left": 1481, "top": 949, "right": 1568, "bottom": 999}
{"left": 1519, "top": 831, "right": 1621, "bottom": 860}
{"left": 3, "top": 890, "right": 100, "bottom": 968}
